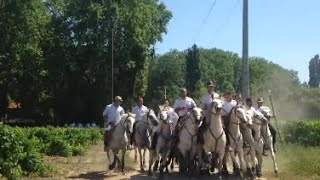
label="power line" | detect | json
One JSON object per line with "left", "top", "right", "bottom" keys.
{"left": 192, "top": 0, "right": 217, "bottom": 44}
{"left": 212, "top": 0, "right": 240, "bottom": 45}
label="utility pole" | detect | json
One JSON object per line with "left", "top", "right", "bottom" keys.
{"left": 111, "top": 27, "right": 114, "bottom": 102}
{"left": 241, "top": 0, "right": 250, "bottom": 99}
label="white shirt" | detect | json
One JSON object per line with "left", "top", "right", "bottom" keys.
{"left": 256, "top": 106, "right": 272, "bottom": 117}
{"left": 132, "top": 105, "right": 149, "bottom": 121}
{"left": 245, "top": 106, "right": 256, "bottom": 116}
{"left": 173, "top": 97, "right": 197, "bottom": 117}
{"left": 102, "top": 104, "right": 125, "bottom": 124}
{"left": 201, "top": 92, "right": 220, "bottom": 109}
{"left": 167, "top": 107, "right": 179, "bottom": 128}
{"left": 222, "top": 99, "right": 237, "bottom": 116}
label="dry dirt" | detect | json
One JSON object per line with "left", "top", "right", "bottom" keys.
{"left": 35, "top": 142, "right": 286, "bottom": 180}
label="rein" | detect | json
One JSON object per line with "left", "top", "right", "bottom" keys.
{"left": 207, "top": 110, "right": 224, "bottom": 153}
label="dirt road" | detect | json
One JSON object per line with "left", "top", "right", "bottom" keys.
{"left": 45, "top": 142, "right": 275, "bottom": 180}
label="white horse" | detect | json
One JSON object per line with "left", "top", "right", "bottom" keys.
{"left": 224, "top": 105, "right": 248, "bottom": 177}
{"left": 152, "top": 108, "right": 176, "bottom": 176}
{"left": 178, "top": 107, "right": 202, "bottom": 175}
{"left": 134, "top": 109, "right": 158, "bottom": 172}
{"left": 198, "top": 99, "right": 226, "bottom": 180}
{"left": 241, "top": 110, "right": 257, "bottom": 178}
{"left": 260, "top": 109, "right": 279, "bottom": 175}
{"left": 250, "top": 110, "right": 268, "bottom": 177}
{"left": 105, "top": 113, "right": 135, "bottom": 174}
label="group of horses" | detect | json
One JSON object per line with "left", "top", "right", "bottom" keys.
{"left": 104, "top": 99, "right": 278, "bottom": 180}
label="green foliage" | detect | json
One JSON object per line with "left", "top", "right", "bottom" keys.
{"left": 185, "top": 44, "right": 201, "bottom": 97}
{"left": 0, "top": 125, "right": 103, "bottom": 179}
{"left": 309, "top": 54, "right": 320, "bottom": 88}
{"left": 283, "top": 121, "right": 320, "bottom": 146}
{"left": 0, "top": 0, "right": 172, "bottom": 124}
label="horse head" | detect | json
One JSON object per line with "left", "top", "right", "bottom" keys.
{"left": 122, "top": 113, "right": 135, "bottom": 134}
{"left": 159, "top": 109, "right": 169, "bottom": 124}
{"left": 146, "top": 109, "right": 159, "bottom": 127}
{"left": 253, "top": 110, "right": 268, "bottom": 125}
{"left": 186, "top": 106, "right": 203, "bottom": 126}
{"left": 234, "top": 105, "right": 248, "bottom": 124}
{"left": 210, "top": 99, "right": 223, "bottom": 115}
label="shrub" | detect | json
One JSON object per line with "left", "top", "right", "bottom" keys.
{"left": 0, "top": 125, "right": 103, "bottom": 179}
{"left": 283, "top": 120, "right": 320, "bottom": 146}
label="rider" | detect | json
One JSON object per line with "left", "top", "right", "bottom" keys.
{"left": 198, "top": 80, "right": 220, "bottom": 144}
{"left": 130, "top": 97, "right": 149, "bottom": 148}
{"left": 103, "top": 96, "right": 125, "bottom": 150}
{"left": 173, "top": 88, "right": 197, "bottom": 143}
{"left": 221, "top": 91, "right": 237, "bottom": 145}
{"left": 255, "top": 97, "right": 277, "bottom": 154}
{"left": 151, "top": 99, "right": 178, "bottom": 150}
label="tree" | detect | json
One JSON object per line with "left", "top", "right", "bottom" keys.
{"left": 308, "top": 54, "right": 320, "bottom": 88}
{"left": 0, "top": 0, "right": 51, "bottom": 119}
{"left": 185, "top": 44, "right": 201, "bottom": 97}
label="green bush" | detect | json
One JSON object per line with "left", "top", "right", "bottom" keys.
{"left": 0, "top": 125, "right": 103, "bottom": 179}
{"left": 283, "top": 120, "right": 320, "bottom": 146}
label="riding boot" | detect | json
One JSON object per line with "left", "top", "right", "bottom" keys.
{"left": 151, "top": 132, "right": 158, "bottom": 150}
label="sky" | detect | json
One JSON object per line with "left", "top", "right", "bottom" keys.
{"left": 155, "top": 0, "right": 320, "bottom": 83}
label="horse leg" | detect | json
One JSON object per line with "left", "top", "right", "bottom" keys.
{"left": 109, "top": 150, "right": 119, "bottom": 170}
{"left": 237, "top": 145, "right": 245, "bottom": 177}
{"left": 134, "top": 147, "right": 138, "bottom": 162}
{"left": 106, "top": 148, "right": 112, "bottom": 166}
{"left": 217, "top": 151, "right": 225, "bottom": 180}
{"left": 250, "top": 149, "right": 257, "bottom": 179}
{"left": 143, "top": 148, "right": 147, "bottom": 168}
{"left": 269, "top": 140, "right": 279, "bottom": 175}
{"left": 138, "top": 148, "right": 144, "bottom": 172}
{"left": 148, "top": 149, "right": 155, "bottom": 176}
{"left": 121, "top": 149, "right": 126, "bottom": 174}
{"left": 230, "top": 149, "right": 241, "bottom": 176}
{"left": 222, "top": 149, "right": 230, "bottom": 175}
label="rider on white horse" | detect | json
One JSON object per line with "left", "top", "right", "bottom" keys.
{"left": 103, "top": 96, "right": 125, "bottom": 149}
{"left": 151, "top": 99, "right": 178, "bottom": 150}
{"left": 221, "top": 91, "right": 237, "bottom": 145}
{"left": 255, "top": 97, "right": 277, "bottom": 154}
{"left": 130, "top": 97, "right": 149, "bottom": 148}
{"left": 173, "top": 88, "right": 197, "bottom": 144}
{"left": 198, "top": 80, "right": 219, "bottom": 144}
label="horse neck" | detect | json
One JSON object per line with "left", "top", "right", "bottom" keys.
{"left": 228, "top": 108, "right": 240, "bottom": 135}
{"left": 262, "top": 123, "right": 271, "bottom": 136}
{"left": 242, "top": 126, "right": 254, "bottom": 145}
{"left": 160, "top": 122, "right": 171, "bottom": 136}
{"left": 185, "top": 116, "right": 198, "bottom": 134}
{"left": 208, "top": 113, "right": 223, "bottom": 134}
{"left": 252, "top": 120, "right": 262, "bottom": 140}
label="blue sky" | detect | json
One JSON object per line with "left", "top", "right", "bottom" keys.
{"left": 156, "top": 0, "right": 320, "bottom": 83}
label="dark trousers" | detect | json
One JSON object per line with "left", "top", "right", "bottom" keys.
{"left": 130, "top": 122, "right": 138, "bottom": 145}
{"left": 104, "top": 128, "right": 115, "bottom": 147}
{"left": 222, "top": 116, "right": 231, "bottom": 146}
{"left": 269, "top": 123, "right": 277, "bottom": 144}
{"left": 198, "top": 117, "right": 207, "bottom": 144}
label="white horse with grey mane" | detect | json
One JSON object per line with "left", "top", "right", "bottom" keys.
{"left": 178, "top": 106, "right": 202, "bottom": 175}
{"left": 105, "top": 113, "right": 135, "bottom": 174}
{"left": 198, "top": 99, "right": 226, "bottom": 180}
{"left": 134, "top": 109, "right": 158, "bottom": 172}
{"left": 260, "top": 108, "right": 279, "bottom": 176}
{"left": 150, "top": 107, "right": 177, "bottom": 176}
{"left": 224, "top": 105, "right": 248, "bottom": 177}
{"left": 249, "top": 110, "right": 268, "bottom": 177}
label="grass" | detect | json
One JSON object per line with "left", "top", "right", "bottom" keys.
{"left": 262, "top": 143, "right": 320, "bottom": 180}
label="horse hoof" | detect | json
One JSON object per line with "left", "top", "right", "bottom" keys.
{"left": 234, "top": 168, "right": 241, "bottom": 176}
{"left": 222, "top": 168, "right": 229, "bottom": 176}
{"left": 108, "top": 164, "right": 115, "bottom": 170}
{"left": 122, "top": 172, "right": 127, "bottom": 175}
{"left": 275, "top": 169, "right": 279, "bottom": 175}
{"left": 141, "top": 168, "right": 145, "bottom": 172}
{"left": 218, "top": 175, "right": 223, "bottom": 180}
